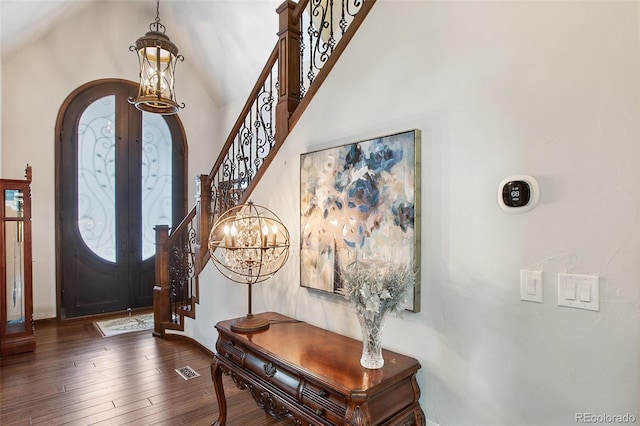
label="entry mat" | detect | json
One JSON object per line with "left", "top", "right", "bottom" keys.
{"left": 94, "top": 313, "right": 154, "bottom": 337}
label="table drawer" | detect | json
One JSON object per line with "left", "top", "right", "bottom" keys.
{"left": 243, "top": 350, "right": 301, "bottom": 399}
{"left": 216, "top": 336, "right": 246, "bottom": 364}
{"left": 217, "top": 334, "right": 301, "bottom": 403}
{"left": 301, "top": 378, "right": 347, "bottom": 424}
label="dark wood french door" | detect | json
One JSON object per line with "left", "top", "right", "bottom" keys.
{"left": 56, "top": 79, "right": 186, "bottom": 318}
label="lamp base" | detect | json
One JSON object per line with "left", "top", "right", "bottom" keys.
{"left": 230, "top": 313, "right": 270, "bottom": 333}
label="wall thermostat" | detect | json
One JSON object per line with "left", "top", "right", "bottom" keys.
{"left": 497, "top": 175, "right": 539, "bottom": 213}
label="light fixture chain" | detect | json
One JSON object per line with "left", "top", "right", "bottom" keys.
{"left": 150, "top": 0, "right": 166, "bottom": 34}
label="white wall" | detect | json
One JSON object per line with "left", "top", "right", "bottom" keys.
{"left": 186, "top": 1, "right": 640, "bottom": 425}
{"left": 1, "top": 1, "right": 220, "bottom": 319}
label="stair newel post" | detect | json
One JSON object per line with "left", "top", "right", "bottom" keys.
{"left": 153, "top": 224, "right": 171, "bottom": 337}
{"left": 194, "top": 174, "right": 210, "bottom": 273}
{"left": 276, "top": 0, "right": 301, "bottom": 145}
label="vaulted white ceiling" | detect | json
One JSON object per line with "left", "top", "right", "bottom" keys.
{"left": 1, "top": 0, "right": 282, "bottom": 108}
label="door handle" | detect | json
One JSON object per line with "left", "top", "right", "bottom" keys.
{"left": 119, "top": 239, "right": 137, "bottom": 255}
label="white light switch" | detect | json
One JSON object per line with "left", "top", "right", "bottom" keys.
{"left": 558, "top": 273, "right": 599, "bottom": 311}
{"left": 520, "top": 270, "right": 543, "bottom": 303}
{"left": 579, "top": 284, "right": 591, "bottom": 302}
{"left": 565, "top": 281, "right": 576, "bottom": 300}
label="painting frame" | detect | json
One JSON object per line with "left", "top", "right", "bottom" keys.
{"left": 300, "top": 129, "right": 421, "bottom": 312}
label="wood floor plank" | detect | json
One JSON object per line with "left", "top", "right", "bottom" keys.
{"left": 0, "top": 314, "right": 297, "bottom": 425}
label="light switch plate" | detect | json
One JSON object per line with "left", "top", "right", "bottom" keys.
{"left": 557, "top": 273, "right": 599, "bottom": 311}
{"left": 520, "top": 270, "right": 543, "bottom": 303}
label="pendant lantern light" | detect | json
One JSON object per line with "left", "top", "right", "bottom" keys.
{"left": 129, "top": 0, "right": 184, "bottom": 114}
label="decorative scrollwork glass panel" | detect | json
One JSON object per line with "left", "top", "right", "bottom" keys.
{"left": 77, "top": 95, "right": 116, "bottom": 262}
{"left": 141, "top": 112, "right": 173, "bottom": 260}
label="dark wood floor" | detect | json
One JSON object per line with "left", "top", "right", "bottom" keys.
{"left": 0, "top": 313, "right": 293, "bottom": 425}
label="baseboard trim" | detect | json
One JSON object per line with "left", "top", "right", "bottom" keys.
{"left": 159, "top": 332, "right": 215, "bottom": 358}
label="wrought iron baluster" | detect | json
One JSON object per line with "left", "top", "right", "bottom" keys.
{"left": 168, "top": 223, "right": 196, "bottom": 323}
{"left": 299, "top": 0, "right": 364, "bottom": 97}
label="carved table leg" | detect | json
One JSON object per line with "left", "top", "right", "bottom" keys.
{"left": 211, "top": 356, "right": 227, "bottom": 426}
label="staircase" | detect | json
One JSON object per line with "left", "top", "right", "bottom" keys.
{"left": 152, "top": 0, "right": 376, "bottom": 337}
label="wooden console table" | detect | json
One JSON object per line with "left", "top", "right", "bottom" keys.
{"left": 211, "top": 312, "right": 425, "bottom": 425}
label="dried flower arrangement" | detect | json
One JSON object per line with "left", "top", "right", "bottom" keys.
{"left": 338, "top": 258, "right": 413, "bottom": 368}
{"left": 339, "top": 259, "right": 413, "bottom": 321}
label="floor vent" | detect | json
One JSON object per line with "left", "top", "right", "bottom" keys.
{"left": 175, "top": 366, "right": 200, "bottom": 380}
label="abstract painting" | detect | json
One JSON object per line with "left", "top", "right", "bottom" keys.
{"left": 300, "top": 129, "right": 421, "bottom": 312}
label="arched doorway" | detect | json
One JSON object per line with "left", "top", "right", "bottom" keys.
{"left": 55, "top": 79, "right": 187, "bottom": 318}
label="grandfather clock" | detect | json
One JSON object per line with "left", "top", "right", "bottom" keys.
{"left": 0, "top": 165, "right": 34, "bottom": 356}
